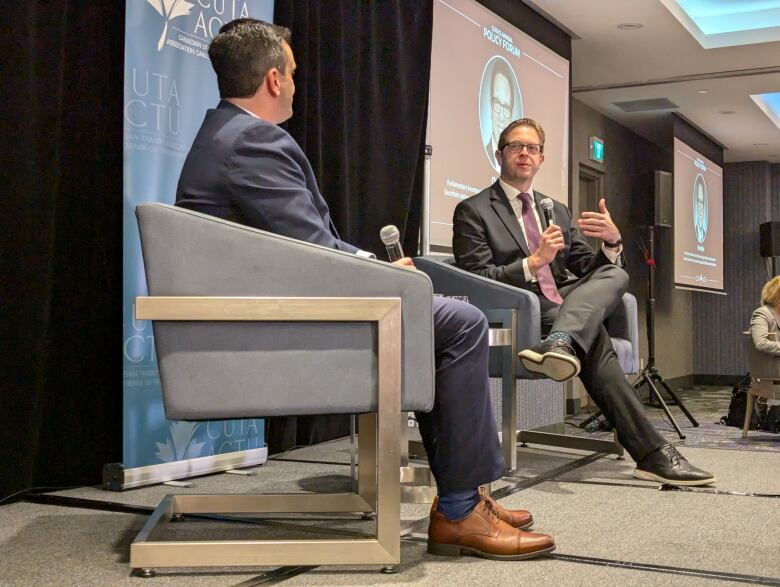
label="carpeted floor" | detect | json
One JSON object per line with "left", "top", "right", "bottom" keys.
{"left": 569, "top": 385, "right": 780, "bottom": 454}
{"left": 2, "top": 390, "right": 780, "bottom": 586}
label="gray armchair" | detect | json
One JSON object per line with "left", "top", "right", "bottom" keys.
{"left": 414, "top": 256, "right": 639, "bottom": 377}
{"left": 415, "top": 255, "right": 638, "bottom": 465}
{"left": 742, "top": 331, "right": 780, "bottom": 438}
{"left": 130, "top": 203, "right": 435, "bottom": 575}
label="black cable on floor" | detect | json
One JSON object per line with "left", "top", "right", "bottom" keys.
{"left": 0, "top": 485, "right": 101, "bottom": 507}
{"left": 551, "top": 553, "right": 780, "bottom": 586}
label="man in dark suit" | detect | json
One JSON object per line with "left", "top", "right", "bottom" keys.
{"left": 453, "top": 117, "right": 714, "bottom": 486}
{"left": 176, "top": 19, "right": 555, "bottom": 560}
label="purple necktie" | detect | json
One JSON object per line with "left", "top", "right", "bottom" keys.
{"left": 518, "top": 192, "right": 563, "bottom": 305}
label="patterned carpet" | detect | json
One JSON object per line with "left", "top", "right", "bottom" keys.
{"left": 569, "top": 385, "right": 780, "bottom": 454}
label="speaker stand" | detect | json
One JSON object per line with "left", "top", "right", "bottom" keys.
{"left": 636, "top": 225, "right": 698, "bottom": 439}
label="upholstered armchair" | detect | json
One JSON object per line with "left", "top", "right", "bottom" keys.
{"left": 414, "top": 255, "right": 637, "bottom": 465}
{"left": 130, "top": 203, "right": 435, "bottom": 575}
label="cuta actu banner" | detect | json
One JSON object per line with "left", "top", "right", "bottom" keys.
{"left": 123, "top": 0, "right": 274, "bottom": 469}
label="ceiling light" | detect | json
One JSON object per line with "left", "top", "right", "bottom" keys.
{"left": 617, "top": 23, "right": 643, "bottom": 30}
{"left": 718, "top": 110, "right": 736, "bottom": 115}
{"left": 753, "top": 142, "right": 769, "bottom": 146}
{"left": 697, "top": 89, "right": 708, "bottom": 94}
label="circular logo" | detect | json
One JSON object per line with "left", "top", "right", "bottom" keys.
{"left": 479, "top": 56, "right": 523, "bottom": 172}
{"left": 692, "top": 173, "right": 708, "bottom": 244}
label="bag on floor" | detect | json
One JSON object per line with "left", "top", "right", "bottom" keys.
{"left": 758, "top": 403, "right": 780, "bottom": 433}
{"left": 720, "top": 374, "right": 758, "bottom": 428}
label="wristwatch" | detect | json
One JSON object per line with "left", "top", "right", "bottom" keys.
{"left": 604, "top": 237, "right": 622, "bottom": 249}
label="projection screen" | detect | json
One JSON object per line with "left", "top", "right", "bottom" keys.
{"left": 425, "top": 0, "right": 570, "bottom": 250}
{"left": 673, "top": 137, "right": 724, "bottom": 293}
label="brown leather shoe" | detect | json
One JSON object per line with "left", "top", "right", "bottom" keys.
{"left": 431, "top": 490, "right": 534, "bottom": 530}
{"left": 478, "top": 487, "right": 534, "bottom": 529}
{"left": 427, "top": 499, "right": 555, "bottom": 560}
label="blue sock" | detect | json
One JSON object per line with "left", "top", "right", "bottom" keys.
{"left": 546, "top": 331, "right": 573, "bottom": 345}
{"left": 437, "top": 489, "right": 480, "bottom": 521}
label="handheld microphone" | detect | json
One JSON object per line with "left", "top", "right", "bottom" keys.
{"left": 539, "top": 198, "right": 564, "bottom": 274}
{"left": 539, "top": 197, "right": 555, "bottom": 228}
{"left": 379, "top": 225, "right": 404, "bottom": 262}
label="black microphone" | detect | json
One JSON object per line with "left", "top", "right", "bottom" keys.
{"left": 539, "top": 198, "right": 564, "bottom": 274}
{"left": 539, "top": 197, "right": 556, "bottom": 228}
{"left": 380, "top": 225, "right": 404, "bottom": 262}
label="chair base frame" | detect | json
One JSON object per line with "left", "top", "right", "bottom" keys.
{"left": 130, "top": 297, "right": 402, "bottom": 572}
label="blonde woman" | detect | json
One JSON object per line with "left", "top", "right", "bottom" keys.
{"left": 750, "top": 276, "right": 780, "bottom": 355}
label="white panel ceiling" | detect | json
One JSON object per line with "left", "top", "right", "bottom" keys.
{"left": 524, "top": 0, "right": 780, "bottom": 162}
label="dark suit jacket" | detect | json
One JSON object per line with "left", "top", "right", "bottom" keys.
{"left": 453, "top": 181, "right": 620, "bottom": 290}
{"left": 176, "top": 100, "right": 359, "bottom": 254}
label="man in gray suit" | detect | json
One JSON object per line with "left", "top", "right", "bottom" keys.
{"left": 176, "top": 19, "right": 554, "bottom": 561}
{"left": 453, "top": 117, "right": 714, "bottom": 487}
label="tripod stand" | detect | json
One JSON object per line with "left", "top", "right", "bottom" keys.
{"left": 633, "top": 225, "right": 698, "bottom": 439}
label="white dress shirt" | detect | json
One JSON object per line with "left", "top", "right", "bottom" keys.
{"left": 498, "top": 179, "right": 623, "bottom": 282}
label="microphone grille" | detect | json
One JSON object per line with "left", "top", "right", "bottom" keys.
{"left": 380, "top": 225, "right": 400, "bottom": 246}
{"left": 539, "top": 198, "right": 554, "bottom": 212}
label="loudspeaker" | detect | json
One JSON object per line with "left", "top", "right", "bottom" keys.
{"left": 654, "top": 171, "right": 672, "bottom": 228}
{"left": 760, "top": 221, "right": 780, "bottom": 258}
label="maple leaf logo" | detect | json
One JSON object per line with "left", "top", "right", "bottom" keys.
{"left": 146, "top": 0, "right": 195, "bottom": 51}
{"left": 154, "top": 421, "right": 206, "bottom": 462}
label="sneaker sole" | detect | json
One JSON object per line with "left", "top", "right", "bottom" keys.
{"left": 519, "top": 349, "right": 580, "bottom": 382}
{"left": 427, "top": 541, "right": 555, "bottom": 561}
{"left": 632, "top": 469, "right": 716, "bottom": 486}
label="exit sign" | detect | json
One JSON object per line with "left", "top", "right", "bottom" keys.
{"left": 589, "top": 136, "right": 605, "bottom": 163}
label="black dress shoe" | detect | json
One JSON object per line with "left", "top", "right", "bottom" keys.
{"left": 633, "top": 444, "right": 715, "bottom": 486}
{"left": 518, "top": 338, "right": 581, "bottom": 382}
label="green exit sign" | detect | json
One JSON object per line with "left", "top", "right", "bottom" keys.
{"left": 589, "top": 136, "right": 605, "bottom": 163}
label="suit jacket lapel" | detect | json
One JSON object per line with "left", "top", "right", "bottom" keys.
{"left": 769, "top": 306, "right": 780, "bottom": 331}
{"left": 490, "top": 182, "right": 530, "bottom": 257}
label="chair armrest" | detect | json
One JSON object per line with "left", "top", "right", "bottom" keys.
{"left": 604, "top": 292, "right": 640, "bottom": 374}
{"left": 415, "top": 255, "right": 541, "bottom": 349}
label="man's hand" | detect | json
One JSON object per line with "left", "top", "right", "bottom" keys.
{"left": 527, "top": 224, "right": 565, "bottom": 275}
{"left": 392, "top": 257, "right": 416, "bottom": 270}
{"left": 577, "top": 198, "right": 620, "bottom": 246}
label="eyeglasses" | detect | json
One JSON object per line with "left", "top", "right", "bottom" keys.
{"left": 492, "top": 99, "right": 512, "bottom": 119}
{"left": 500, "top": 141, "right": 543, "bottom": 155}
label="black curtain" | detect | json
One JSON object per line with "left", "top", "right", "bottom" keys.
{"left": 268, "top": 1, "right": 433, "bottom": 453}
{"left": 1, "top": 0, "right": 434, "bottom": 495}
{"left": 1, "top": 2, "right": 124, "bottom": 499}
{"left": 275, "top": 0, "right": 432, "bottom": 255}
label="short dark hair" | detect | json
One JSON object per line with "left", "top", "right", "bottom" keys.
{"left": 208, "top": 18, "right": 292, "bottom": 99}
{"left": 498, "top": 118, "right": 546, "bottom": 151}
{"left": 490, "top": 59, "right": 514, "bottom": 108}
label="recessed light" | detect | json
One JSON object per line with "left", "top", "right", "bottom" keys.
{"left": 697, "top": 89, "right": 708, "bottom": 94}
{"left": 617, "top": 23, "right": 643, "bottom": 30}
{"left": 718, "top": 110, "right": 736, "bottom": 115}
{"left": 754, "top": 142, "right": 769, "bottom": 146}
